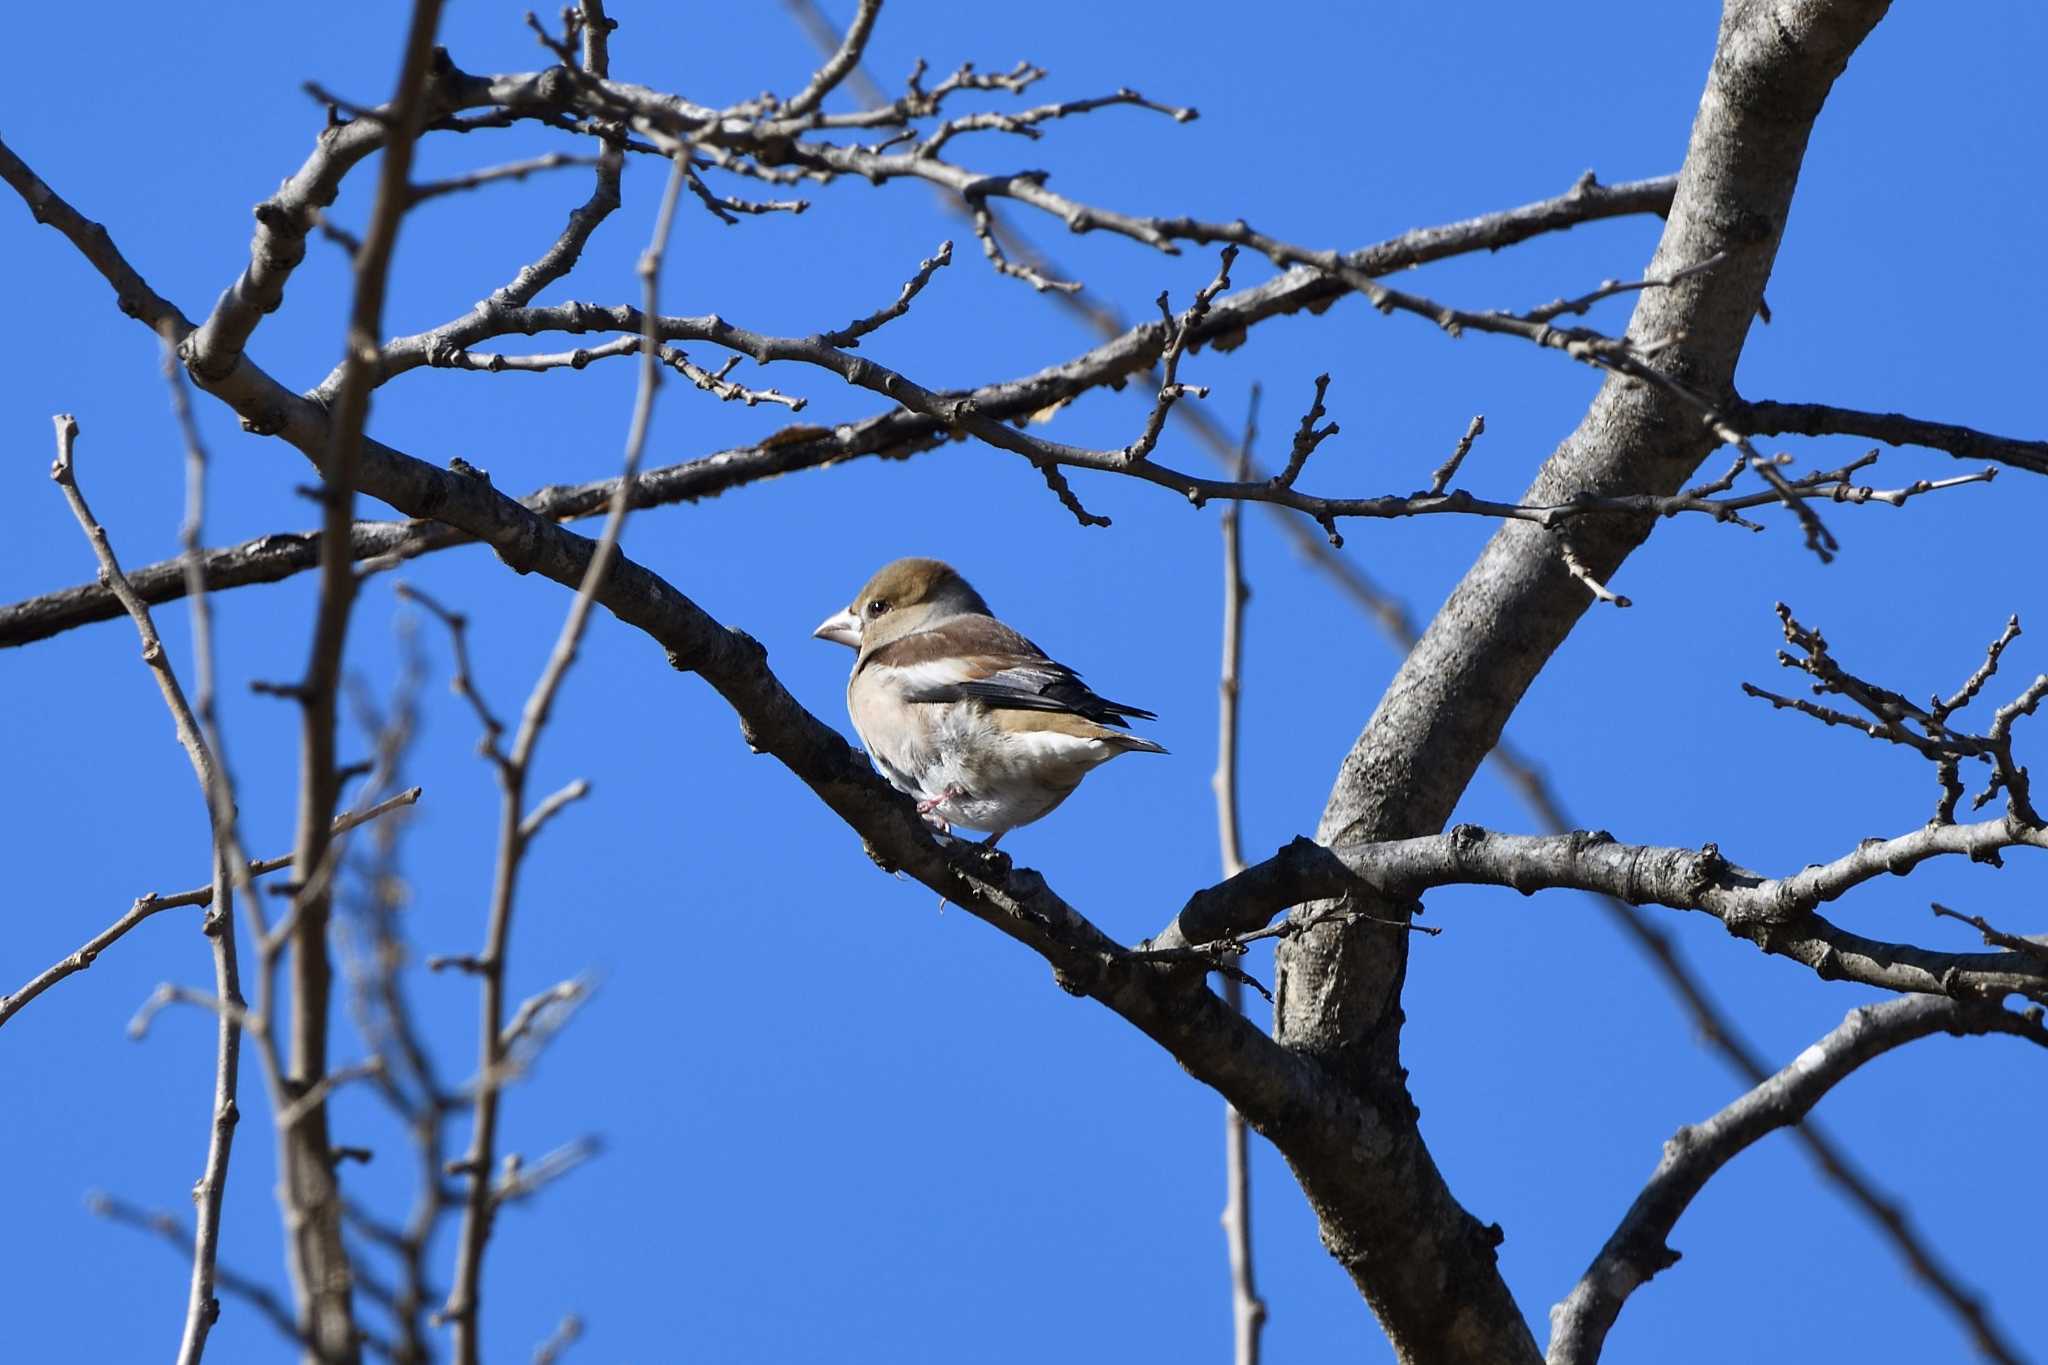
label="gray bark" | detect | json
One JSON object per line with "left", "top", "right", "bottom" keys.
{"left": 1270, "top": 3, "right": 1892, "bottom": 1359}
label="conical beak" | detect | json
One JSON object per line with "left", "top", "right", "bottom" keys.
{"left": 811, "top": 607, "right": 862, "bottom": 649}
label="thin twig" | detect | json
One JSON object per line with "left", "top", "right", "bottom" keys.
{"left": 442, "top": 149, "right": 688, "bottom": 1365}
{"left": 48, "top": 412, "right": 253, "bottom": 1363}
{"left": 814, "top": 239, "right": 953, "bottom": 349}
{"left": 1931, "top": 903, "right": 2048, "bottom": 966}
{"left": 1559, "top": 537, "right": 1630, "bottom": 608}
{"left": 1212, "top": 389, "right": 1267, "bottom": 1365}
{"left": 0, "top": 788, "right": 420, "bottom": 1029}
{"left": 780, "top": 0, "right": 882, "bottom": 118}
{"left": 1427, "top": 415, "right": 1486, "bottom": 495}
{"left": 410, "top": 153, "right": 599, "bottom": 204}
{"left": 333, "top": 664, "right": 448, "bottom": 1365}
{"left": 1514, "top": 249, "right": 1729, "bottom": 324}
{"left": 1124, "top": 248, "right": 1234, "bottom": 464}
{"left": 532, "top": 1314, "right": 584, "bottom": 1365}
{"left": 1269, "top": 373, "right": 1336, "bottom": 489}
{"left": 88, "top": 1193, "right": 306, "bottom": 1354}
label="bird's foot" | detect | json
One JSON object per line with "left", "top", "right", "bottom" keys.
{"left": 915, "top": 785, "right": 969, "bottom": 836}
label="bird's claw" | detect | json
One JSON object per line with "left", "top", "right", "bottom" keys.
{"left": 915, "top": 785, "right": 970, "bottom": 837}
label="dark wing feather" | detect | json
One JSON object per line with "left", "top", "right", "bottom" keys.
{"left": 864, "top": 615, "right": 1157, "bottom": 727}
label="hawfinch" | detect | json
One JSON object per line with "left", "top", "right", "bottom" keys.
{"left": 813, "top": 558, "right": 1166, "bottom": 844}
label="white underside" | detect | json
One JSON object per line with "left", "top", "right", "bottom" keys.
{"left": 865, "top": 706, "right": 1119, "bottom": 836}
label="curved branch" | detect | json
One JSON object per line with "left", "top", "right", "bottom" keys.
{"left": 1547, "top": 996, "right": 2048, "bottom": 1365}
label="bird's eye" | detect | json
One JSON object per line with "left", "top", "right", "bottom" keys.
{"left": 866, "top": 598, "right": 891, "bottom": 618}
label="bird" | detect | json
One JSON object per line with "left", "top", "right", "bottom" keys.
{"left": 813, "top": 557, "right": 1166, "bottom": 846}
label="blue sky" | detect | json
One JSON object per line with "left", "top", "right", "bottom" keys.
{"left": 4, "top": 2, "right": 2045, "bottom": 1361}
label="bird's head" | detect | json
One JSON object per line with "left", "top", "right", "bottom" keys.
{"left": 812, "top": 557, "right": 992, "bottom": 653}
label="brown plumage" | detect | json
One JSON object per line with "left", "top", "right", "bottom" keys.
{"left": 813, "top": 558, "right": 1165, "bottom": 843}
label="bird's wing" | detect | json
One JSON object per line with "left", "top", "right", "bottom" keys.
{"left": 860, "top": 614, "right": 1157, "bottom": 728}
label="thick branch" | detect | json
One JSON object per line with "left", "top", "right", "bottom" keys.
{"left": 1163, "top": 821, "right": 2048, "bottom": 1001}
{"left": 279, "top": 7, "right": 446, "bottom": 1360}
{"left": 1271, "top": 6, "right": 1892, "bottom": 1356}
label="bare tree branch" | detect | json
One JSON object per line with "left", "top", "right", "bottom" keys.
{"left": 88, "top": 1193, "right": 307, "bottom": 1356}
{"left": 17, "top": 5, "right": 2032, "bottom": 1361}
{"left": 1931, "top": 903, "right": 2048, "bottom": 966}
{"left": 1744, "top": 603, "right": 2048, "bottom": 827}
{"left": 531, "top": 1314, "right": 583, "bottom": 1365}
{"left": 1274, "top": 8, "right": 1892, "bottom": 1352}
{"left": 0, "top": 160, "right": 1681, "bottom": 649}
{"left": 339, "top": 295, "right": 1991, "bottom": 542}
{"left": 1483, "top": 755, "right": 2032, "bottom": 1365}
{"left": 1547, "top": 996, "right": 2048, "bottom": 1365}
{"left": 47, "top": 412, "right": 254, "bottom": 1363}
{"left": 1213, "top": 392, "right": 1267, "bottom": 1365}
{"left": 0, "top": 789, "right": 420, "bottom": 1030}
{"left": 780, "top": 0, "right": 881, "bottom": 118}
{"left": 813, "top": 239, "right": 953, "bottom": 348}
{"left": 1164, "top": 820, "right": 2048, "bottom": 1003}
{"left": 334, "top": 659, "right": 449, "bottom": 1365}
{"left": 271, "top": 7, "right": 448, "bottom": 1359}
{"left": 441, "top": 147, "right": 686, "bottom": 1365}
{"left": 1739, "top": 397, "right": 2048, "bottom": 480}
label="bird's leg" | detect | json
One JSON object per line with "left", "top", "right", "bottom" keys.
{"left": 915, "top": 784, "right": 969, "bottom": 834}
{"left": 914, "top": 784, "right": 968, "bottom": 814}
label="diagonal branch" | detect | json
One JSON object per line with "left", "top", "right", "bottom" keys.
{"left": 0, "top": 788, "right": 421, "bottom": 1030}
{"left": 0, "top": 166, "right": 1684, "bottom": 651}
{"left": 780, "top": 0, "right": 882, "bottom": 118}
{"left": 11, "top": 180, "right": 1437, "bottom": 1365}
{"left": 88, "top": 1193, "right": 309, "bottom": 1357}
{"left": 1482, "top": 757, "right": 2031, "bottom": 1365}
{"left": 1547, "top": 996, "right": 2048, "bottom": 1365}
